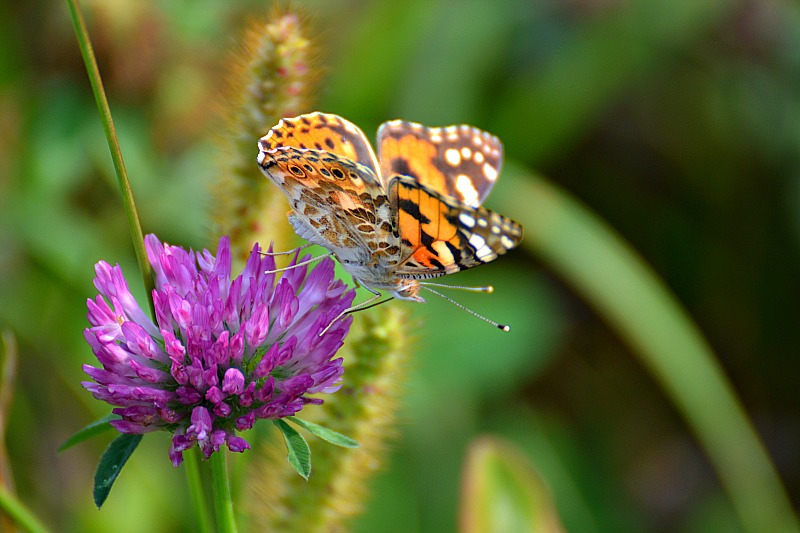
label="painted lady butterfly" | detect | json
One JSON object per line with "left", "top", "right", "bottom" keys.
{"left": 256, "top": 112, "right": 523, "bottom": 328}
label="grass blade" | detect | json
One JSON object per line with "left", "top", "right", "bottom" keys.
{"left": 496, "top": 167, "right": 800, "bottom": 533}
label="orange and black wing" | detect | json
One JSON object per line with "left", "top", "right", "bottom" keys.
{"left": 388, "top": 176, "right": 522, "bottom": 278}
{"left": 260, "top": 112, "right": 381, "bottom": 176}
{"left": 377, "top": 120, "right": 503, "bottom": 207}
{"left": 257, "top": 147, "right": 398, "bottom": 265}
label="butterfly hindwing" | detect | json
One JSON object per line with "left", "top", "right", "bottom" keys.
{"left": 258, "top": 147, "right": 398, "bottom": 265}
{"left": 388, "top": 176, "right": 522, "bottom": 278}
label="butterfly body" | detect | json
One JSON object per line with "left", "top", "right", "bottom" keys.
{"left": 257, "top": 112, "right": 522, "bottom": 304}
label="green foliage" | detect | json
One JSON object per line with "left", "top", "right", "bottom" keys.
{"left": 287, "top": 417, "right": 360, "bottom": 449}
{"left": 58, "top": 413, "right": 118, "bottom": 453}
{"left": 93, "top": 434, "right": 143, "bottom": 508}
{"left": 274, "top": 420, "right": 312, "bottom": 480}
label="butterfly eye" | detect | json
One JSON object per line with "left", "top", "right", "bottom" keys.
{"left": 288, "top": 165, "right": 305, "bottom": 177}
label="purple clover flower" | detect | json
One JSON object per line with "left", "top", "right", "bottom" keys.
{"left": 82, "top": 235, "right": 354, "bottom": 466}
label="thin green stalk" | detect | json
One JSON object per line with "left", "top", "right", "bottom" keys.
{"left": 496, "top": 169, "right": 800, "bottom": 533}
{"left": 210, "top": 451, "right": 238, "bottom": 533}
{"left": 65, "top": 0, "right": 154, "bottom": 314}
{"left": 1, "top": 330, "right": 18, "bottom": 533}
{"left": 0, "top": 485, "right": 53, "bottom": 533}
{"left": 0, "top": 330, "right": 17, "bottom": 497}
{"left": 184, "top": 448, "right": 213, "bottom": 533}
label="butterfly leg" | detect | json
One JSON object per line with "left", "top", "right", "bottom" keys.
{"left": 318, "top": 285, "right": 393, "bottom": 336}
{"left": 260, "top": 243, "right": 313, "bottom": 256}
{"left": 264, "top": 251, "right": 334, "bottom": 274}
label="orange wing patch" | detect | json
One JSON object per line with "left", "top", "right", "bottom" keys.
{"left": 379, "top": 130, "right": 445, "bottom": 193}
{"left": 377, "top": 120, "right": 503, "bottom": 207}
{"left": 391, "top": 176, "right": 463, "bottom": 273}
{"left": 259, "top": 112, "right": 380, "bottom": 175}
{"left": 388, "top": 175, "right": 522, "bottom": 277}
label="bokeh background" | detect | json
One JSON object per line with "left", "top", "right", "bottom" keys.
{"left": 2, "top": 0, "right": 800, "bottom": 531}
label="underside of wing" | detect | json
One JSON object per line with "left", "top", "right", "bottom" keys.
{"left": 259, "top": 112, "right": 381, "bottom": 176}
{"left": 377, "top": 120, "right": 503, "bottom": 207}
{"left": 388, "top": 176, "right": 522, "bottom": 279}
{"left": 257, "top": 147, "right": 398, "bottom": 264}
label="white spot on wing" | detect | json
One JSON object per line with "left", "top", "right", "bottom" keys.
{"left": 445, "top": 148, "right": 461, "bottom": 166}
{"left": 470, "top": 238, "right": 494, "bottom": 260}
{"left": 501, "top": 235, "right": 516, "bottom": 249}
{"left": 483, "top": 163, "right": 498, "bottom": 181}
{"left": 476, "top": 248, "right": 494, "bottom": 261}
{"left": 461, "top": 147, "right": 472, "bottom": 160}
{"left": 455, "top": 174, "right": 480, "bottom": 206}
{"left": 469, "top": 233, "right": 486, "bottom": 251}
{"left": 459, "top": 212, "right": 476, "bottom": 227}
{"left": 474, "top": 151, "right": 485, "bottom": 164}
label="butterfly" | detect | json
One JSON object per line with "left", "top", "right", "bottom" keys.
{"left": 256, "top": 112, "right": 523, "bottom": 329}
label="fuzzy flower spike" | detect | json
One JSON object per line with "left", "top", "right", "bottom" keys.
{"left": 82, "top": 235, "right": 355, "bottom": 466}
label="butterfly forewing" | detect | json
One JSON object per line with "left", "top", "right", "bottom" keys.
{"left": 377, "top": 120, "right": 503, "bottom": 207}
{"left": 259, "top": 112, "right": 381, "bottom": 176}
{"left": 389, "top": 176, "right": 522, "bottom": 278}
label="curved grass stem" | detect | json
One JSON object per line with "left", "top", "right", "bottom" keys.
{"left": 65, "top": 0, "right": 154, "bottom": 316}
{"left": 497, "top": 168, "right": 800, "bottom": 533}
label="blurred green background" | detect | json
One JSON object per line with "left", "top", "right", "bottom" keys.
{"left": 2, "top": 0, "right": 800, "bottom": 531}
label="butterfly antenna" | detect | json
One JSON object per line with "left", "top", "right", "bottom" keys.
{"left": 264, "top": 252, "right": 333, "bottom": 274}
{"left": 418, "top": 281, "right": 494, "bottom": 293}
{"left": 419, "top": 285, "right": 510, "bottom": 332}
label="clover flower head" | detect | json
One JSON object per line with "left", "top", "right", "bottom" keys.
{"left": 82, "top": 235, "right": 354, "bottom": 465}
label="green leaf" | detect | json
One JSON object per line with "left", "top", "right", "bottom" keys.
{"left": 274, "top": 419, "right": 311, "bottom": 480}
{"left": 93, "top": 433, "right": 143, "bottom": 508}
{"left": 287, "top": 416, "right": 359, "bottom": 448}
{"left": 59, "top": 413, "right": 119, "bottom": 452}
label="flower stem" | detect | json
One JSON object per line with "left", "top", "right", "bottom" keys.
{"left": 184, "top": 448, "right": 213, "bottom": 533}
{"left": 0, "top": 484, "right": 53, "bottom": 533}
{"left": 65, "top": 0, "right": 155, "bottom": 316}
{"left": 210, "top": 451, "right": 238, "bottom": 533}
